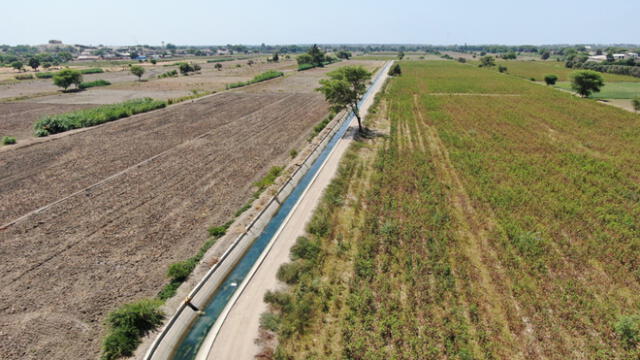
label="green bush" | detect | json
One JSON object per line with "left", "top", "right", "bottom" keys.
{"left": 2, "top": 136, "right": 16, "bottom": 145}
{"left": 158, "top": 70, "right": 178, "bottom": 78}
{"left": 253, "top": 166, "right": 283, "bottom": 196}
{"left": 207, "top": 223, "right": 230, "bottom": 238}
{"left": 276, "top": 261, "right": 310, "bottom": 285}
{"left": 290, "top": 236, "right": 320, "bottom": 262}
{"left": 34, "top": 98, "right": 166, "bottom": 136}
{"left": 167, "top": 260, "right": 196, "bottom": 282}
{"left": 79, "top": 79, "right": 111, "bottom": 89}
{"left": 544, "top": 74, "right": 558, "bottom": 86}
{"left": 101, "top": 299, "right": 164, "bottom": 360}
{"left": 35, "top": 72, "right": 55, "bottom": 79}
{"left": 80, "top": 68, "right": 104, "bottom": 74}
{"left": 227, "top": 70, "right": 284, "bottom": 89}
{"left": 298, "top": 63, "right": 315, "bottom": 71}
{"left": 15, "top": 74, "right": 34, "bottom": 80}
{"left": 498, "top": 65, "right": 508, "bottom": 73}
{"left": 289, "top": 149, "right": 298, "bottom": 158}
{"left": 260, "top": 312, "right": 281, "bottom": 332}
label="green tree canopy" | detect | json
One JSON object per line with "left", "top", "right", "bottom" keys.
{"left": 28, "top": 57, "right": 40, "bottom": 71}
{"left": 336, "top": 50, "right": 352, "bottom": 60}
{"left": 632, "top": 97, "right": 640, "bottom": 113}
{"left": 130, "top": 65, "right": 145, "bottom": 80}
{"left": 570, "top": 70, "right": 604, "bottom": 97}
{"left": 53, "top": 69, "right": 83, "bottom": 91}
{"left": 11, "top": 61, "right": 23, "bottom": 71}
{"left": 479, "top": 56, "right": 495, "bottom": 67}
{"left": 296, "top": 53, "right": 313, "bottom": 65}
{"left": 308, "top": 44, "right": 325, "bottom": 66}
{"left": 544, "top": 74, "right": 558, "bottom": 86}
{"left": 316, "top": 66, "right": 372, "bottom": 132}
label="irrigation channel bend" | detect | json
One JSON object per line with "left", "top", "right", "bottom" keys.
{"left": 147, "top": 61, "right": 392, "bottom": 360}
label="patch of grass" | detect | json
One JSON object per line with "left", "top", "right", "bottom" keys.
{"left": 253, "top": 166, "right": 283, "bottom": 197}
{"left": 297, "top": 63, "right": 315, "bottom": 71}
{"left": 79, "top": 79, "right": 111, "bottom": 89}
{"left": 79, "top": 67, "right": 104, "bottom": 74}
{"left": 554, "top": 81, "right": 640, "bottom": 99}
{"left": 2, "top": 136, "right": 16, "bottom": 145}
{"left": 15, "top": 74, "right": 34, "bottom": 80}
{"left": 35, "top": 72, "right": 55, "bottom": 79}
{"left": 101, "top": 299, "right": 164, "bottom": 360}
{"left": 158, "top": 70, "right": 178, "bottom": 78}
{"left": 166, "top": 90, "right": 214, "bottom": 105}
{"left": 226, "top": 70, "right": 284, "bottom": 89}
{"left": 34, "top": 98, "right": 166, "bottom": 136}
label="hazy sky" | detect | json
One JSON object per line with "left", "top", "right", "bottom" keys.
{"left": 3, "top": 0, "right": 639, "bottom": 46}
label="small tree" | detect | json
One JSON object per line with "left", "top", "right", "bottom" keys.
{"left": 247, "top": 60, "right": 255, "bottom": 66}
{"left": 570, "top": 70, "right": 604, "bottom": 97}
{"left": 498, "top": 65, "right": 507, "bottom": 73}
{"left": 541, "top": 51, "right": 551, "bottom": 60}
{"left": 544, "top": 74, "right": 558, "bottom": 86}
{"left": 28, "top": 57, "right": 40, "bottom": 71}
{"left": 336, "top": 50, "right": 352, "bottom": 60}
{"left": 150, "top": 59, "right": 157, "bottom": 65}
{"left": 214, "top": 63, "right": 222, "bottom": 71}
{"left": 296, "top": 54, "right": 313, "bottom": 65}
{"left": 53, "top": 69, "right": 82, "bottom": 91}
{"left": 308, "top": 44, "right": 325, "bottom": 66}
{"left": 632, "top": 97, "right": 640, "bottom": 113}
{"left": 130, "top": 65, "right": 145, "bottom": 80}
{"left": 388, "top": 63, "right": 402, "bottom": 76}
{"left": 272, "top": 52, "right": 279, "bottom": 62}
{"left": 479, "top": 56, "right": 495, "bottom": 67}
{"left": 11, "top": 61, "right": 23, "bottom": 72}
{"left": 179, "top": 62, "right": 194, "bottom": 75}
{"left": 316, "top": 66, "right": 372, "bottom": 132}
{"left": 398, "top": 51, "right": 405, "bottom": 60}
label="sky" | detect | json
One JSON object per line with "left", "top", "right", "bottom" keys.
{"left": 3, "top": 0, "right": 639, "bottom": 46}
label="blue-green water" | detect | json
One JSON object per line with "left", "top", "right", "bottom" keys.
{"left": 172, "top": 63, "right": 388, "bottom": 360}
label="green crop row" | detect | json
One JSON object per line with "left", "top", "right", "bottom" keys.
{"left": 226, "top": 70, "right": 284, "bottom": 89}
{"left": 34, "top": 98, "right": 166, "bottom": 136}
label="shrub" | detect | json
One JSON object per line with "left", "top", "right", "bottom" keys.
{"left": 544, "top": 74, "right": 558, "bottom": 86}
{"left": 79, "top": 79, "right": 111, "bottom": 89}
{"left": 297, "top": 63, "right": 315, "bottom": 71}
{"left": 614, "top": 314, "right": 640, "bottom": 348}
{"left": 158, "top": 70, "right": 178, "bottom": 78}
{"left": 632, "top": 97, "right": 640, "bottom": 112}
{"left": 167, "top": 260, "right": 196, "bottom": 282}
{"left": 276, "top": 261, "right": 310, "bottom": 284}
{"left": 80, "top": 68, "right": 104, "bottom": 74}
{"left": 34, "top": 98, "right": 166, "bottom": 136}
{"left": 260, "top": 312, "right": 281, "bottom": 332}
{"left": 457, "top": 57, "right": 466, "bottom": 63}
{"left": 35, "top": 72, "right": 55, "bottom": 79}
{"left": 130, "top": 65, "right": 145, "bottom": 80}
{"left": 2, "top": 136, "right": 17, "bottom": 145}
{"left": 101, "top": 299, "right": 164, "bottom": 360}
{"left": 207, "top": 223, "right": 230, "bottom": 238}
{"left": 498, "top": 65, "right": 508, "bottom": 73}
{"left": 388, "top": 63, "right": 402, "bottom": 76}
{"left": 179, "top": 62, "right": 195, "bottom": 75}
{"left": 253, "top": 166, "right": 283, "bottom": 195}
{"left": 289, "top": 149, "right": 298, "bottom": 158}
{"left": 290, "top": 236, "right": 321, "bottom": 262}
{"left": 479, "top": 55, "right": 496, "bottom": 67}
{"left": 15, "top": 74, "right": 34, "bottom": 80}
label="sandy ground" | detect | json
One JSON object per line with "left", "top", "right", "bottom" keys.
{"left": 199, "top": 62, "right": 391, "bottom": 360}
{"left": 599, "top": 98, "right": 638, "bottom": 112}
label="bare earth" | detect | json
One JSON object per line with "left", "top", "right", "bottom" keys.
{"left": 0, "top": 102, "right": 94, "bottom": 141}
{"left": 0, "top": 86, "right": 329, "bottom": 359}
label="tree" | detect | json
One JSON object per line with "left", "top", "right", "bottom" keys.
{"left": 150, "top": 59, "right": 157, "bottom": 65}
{"left": 308, "top": 44, "right": 325, "bottom": 66}
{"left": 214, "top": 63, "right": 222, "bottom": 71}
{"left": 247, "top": 60, "right": 255, "bottom": 66}
{"left": 316, "top": 66, "right": 372, "bottom": 133}
{"left": 398, "top": 51, "right": 405, "bottom": 60}
{"left": 388, "top": 63, "right": 402, "bottom": 76}
{"left": 570, "top": 70, "right": 604, "bottom": 97}
{"left": 53, "top": 69, "right": 82, "bottom": 91}
{"left": 296, "top": 54, "right": 313, "bottom": 65}
{"left": 498, "top": 65, "right": 508, "bottom": 73}
{"left": 502, "top": 51, "right": 517, "bottom": 60}
{"left": 28, "top": 57, "right": 40, "bottom": 71}
{"left": 632, "top": 97, "right": 640, "bottom": 113}
{"left": 336, "top": 50, "right": 352, "bottom": 60}
{"left": 544, "top": 74, "right": 558, "bottom": 86}
{"left": 130, "top": 65, "right": 145, "bottom": 80}
{"left": 272, "top": 52, "right": 279, "bottom": 62}
{"left": 193, "top": 63, "right": 201, "bottom": 72}
{"left": 11, "top": 61, "right": 23, "bottom": 72}
{"left": 541, "top": 51, "right": 551, "bottom": 60}
{"left": 479, "top": 56, "right": 495, "bottom": 67}
{"left": 179, "top": 62, "right": 194, "bottom": 75}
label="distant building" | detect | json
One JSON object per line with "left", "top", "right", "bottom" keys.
{"left": 48, "top": 40, "right": 63, "bottom": 44}
{"left": 217, "top": 48, "right": 230, "bottom": 56}
{"left": 587, "top": 55, "right": 607, "bottom": 62}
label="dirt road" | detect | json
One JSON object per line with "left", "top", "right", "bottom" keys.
{"left": 198, "top": 61, "right": 392, "bottom": 360}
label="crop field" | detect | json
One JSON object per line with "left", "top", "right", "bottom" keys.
{"left": 268, "top": 61, "right": 640, "bottom": 359}
{"left": 495, "top": 60, "right": 640, "bottom": 82}
{"left": 0, "top": 57, "right": 380, "bottom": 359}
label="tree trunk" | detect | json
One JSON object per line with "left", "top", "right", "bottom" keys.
{"left": 352, "top": 103, "right": 362, "bottom": 132}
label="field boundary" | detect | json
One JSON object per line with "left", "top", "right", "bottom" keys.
{"left": 142, "top": 62, "right": 390, "bottom": 360}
